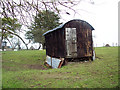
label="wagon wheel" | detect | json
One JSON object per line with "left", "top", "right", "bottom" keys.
{"left": 92, "top": 50, "right": 95, "bottom": 61}
{"left": 62, "top": 59, "right": 68, "bottom": 66}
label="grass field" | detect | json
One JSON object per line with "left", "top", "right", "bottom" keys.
{"left": 2, "top": 47, "right": 119, "bottom": 88}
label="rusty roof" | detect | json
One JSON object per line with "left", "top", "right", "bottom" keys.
{"left": 43, "top": 19, "right": 94, "bottom": 36}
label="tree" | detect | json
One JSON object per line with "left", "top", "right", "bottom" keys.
{"left": 1, "top": 17, "right": 28, "bottom": 50}
{"left": 1, "top": 0, "right": 94, "bottom": 50}
{"left": 26, "top": 10, "right": 62, "bottom": 49}
{"left": 1, "top": 0, "right": 82, "bottom": 25}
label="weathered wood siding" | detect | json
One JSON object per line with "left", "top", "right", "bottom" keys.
{"left": 45, "top": 28, "right": 65, "bottom": 58}
{"left": 44, "top": 19, "right": 94, "bottom": 59}
{"left": 64, "top": 20, "right": 93, "bottom": 58}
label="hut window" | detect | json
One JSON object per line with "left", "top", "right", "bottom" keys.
{"left": 65, "top": 28, "right": 76, "bottom": 40}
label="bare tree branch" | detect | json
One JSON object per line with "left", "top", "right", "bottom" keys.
{"left": 1, "top": 0, "right": 82, "bottom": 25}
{"left": 2, "top": 28, "right": 28, "bottom": 49}
{"left": 1, "top": 0, "right": 92, "bottom": 49}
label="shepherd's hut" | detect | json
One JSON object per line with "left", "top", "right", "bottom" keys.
{"left": 43, "top": 19, "right": 95, "bottom": 68}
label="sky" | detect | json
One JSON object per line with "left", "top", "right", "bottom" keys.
{"left": 6, "top": 0, "right": 119, "bottom": 49}
{"left": 59, "top": 0, "right": 119, "bottom": 47}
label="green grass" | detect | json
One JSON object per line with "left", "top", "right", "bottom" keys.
{"left": 2, "top": 47, "right": 119, "bottom": 88}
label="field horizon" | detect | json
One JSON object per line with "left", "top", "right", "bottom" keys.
{"left": 2, "top": 46, "right": 119, "bottom": 88}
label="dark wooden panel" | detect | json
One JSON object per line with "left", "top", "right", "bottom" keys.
{"left": 45, "top": 28, "right": 65, "bottom": 58}
{"left": 64, "top": 20, "right": 93, "bottom": 58}
{"left": 77, "top": 29, "right": 93, "bottom": 57}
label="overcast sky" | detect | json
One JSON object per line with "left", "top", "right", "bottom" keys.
{"left": 59, "top": 0, "right": 119, "bottom": 47}
{"left": 10, "top": 0, "right": 119, "bottom": 49}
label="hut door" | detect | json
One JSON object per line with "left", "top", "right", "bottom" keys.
{"left": 65, "top": 28, "right": 77, "bottom": 57}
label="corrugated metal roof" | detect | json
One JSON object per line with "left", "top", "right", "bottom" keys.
{"left": 43, "top": 24, "right": 64, "bottom": 36}
{"left": 43, "top": 19, "right": 94, "bottom": 36}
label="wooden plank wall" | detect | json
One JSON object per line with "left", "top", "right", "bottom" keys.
{"left": 45, "top": 20, "right": 93, "bottom": 59}
{"left": 45, "top": 29, "right": 65, "bottom": 58}
{"left": 64, "top": 20, "right": 93, "bottom": 58}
